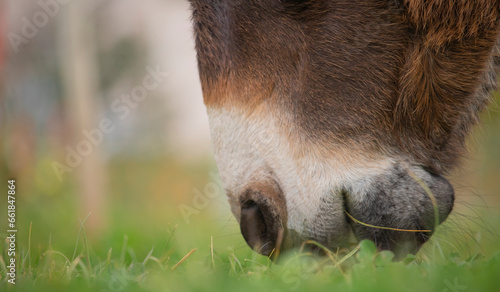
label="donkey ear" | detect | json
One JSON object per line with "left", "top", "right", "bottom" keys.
{"left": 399, "top": 0, "right": 500, "bottom": 45}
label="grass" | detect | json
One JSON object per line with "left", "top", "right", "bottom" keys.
{"left": 1, "top": 155, "right": 500, "bottom": 292}
{"left": 1, "top": 221, "right": 500, "bottom": 292}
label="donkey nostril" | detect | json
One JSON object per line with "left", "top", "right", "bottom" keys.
{"left": 237, "top": 181, "right": 287, "bottom": 258}
{"left": 240, "top": 199, "right": 279, "bottom": 256}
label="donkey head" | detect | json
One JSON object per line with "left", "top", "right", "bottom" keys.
{"left": 190, "top": 0, "right": 500, "bottom": 258}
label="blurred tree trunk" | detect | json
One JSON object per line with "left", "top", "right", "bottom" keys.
{"left": 58, "top": 1, "right": 107, "bottom": 237}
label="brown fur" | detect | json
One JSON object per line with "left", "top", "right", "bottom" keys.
{"left": 190, "top": 0, "right": 500, "bottom": 173}
{"left": 402, "top": 0, "right": 499, "bottom": 46}
{"left": 396, "top": 0, "right": 500, "bottom": 172}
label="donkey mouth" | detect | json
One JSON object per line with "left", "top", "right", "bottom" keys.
{"left": 238, "top": 165, "right": 454, "bottom": 260}
{"left": 342, "top": 165, "right": 454, "bottom": 259}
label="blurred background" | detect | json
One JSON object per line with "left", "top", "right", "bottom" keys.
{"left": 1, "top": 0, "right": 500, "bottom": 266}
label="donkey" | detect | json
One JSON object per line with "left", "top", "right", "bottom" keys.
{"left": 189, "top": 0, "right": 500, "bottom": 258}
